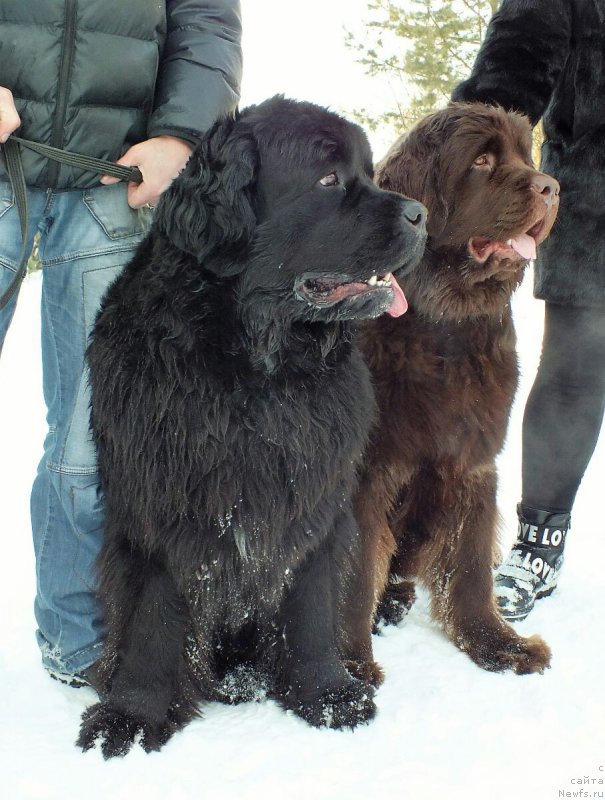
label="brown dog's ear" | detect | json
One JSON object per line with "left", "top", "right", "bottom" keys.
{"left": 376, "top": 116, "right": 449, "bottom": 240}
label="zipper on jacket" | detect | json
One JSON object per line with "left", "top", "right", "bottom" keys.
{"left": 47, "top": 0, "right": 77, "bottom": 187}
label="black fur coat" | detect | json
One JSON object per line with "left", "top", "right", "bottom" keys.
{"left": 453, "top": 0, "right": 605, "bottom": 307}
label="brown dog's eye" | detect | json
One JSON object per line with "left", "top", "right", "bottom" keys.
{"left": 319, "top": 172, "right": 339, "bottom": 187}
{"left": 473, "top": 154, "right": 491, "bottom": 168}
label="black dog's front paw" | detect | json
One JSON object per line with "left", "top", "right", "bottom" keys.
{"left": 77, "top": 702, "right": 173, "bottom": 759}
{"left": 290, "top": 680, "right": 376, "bottom": 730}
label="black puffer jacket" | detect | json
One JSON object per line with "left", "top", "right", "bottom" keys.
{"left": 0, "top": 0, "right": 242, "bottom": 189}
{"left": 453, "top": 0, "right": 605, "bottom": 307}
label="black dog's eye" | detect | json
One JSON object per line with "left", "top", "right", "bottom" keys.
{"left": 319, "top": 172, "right": 339, "bottom": 187}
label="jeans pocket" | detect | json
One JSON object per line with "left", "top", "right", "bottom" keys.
{"left": 82, "top": 183, "right": 152, "bottom": 240}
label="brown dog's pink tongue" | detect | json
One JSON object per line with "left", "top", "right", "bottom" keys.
{"left": 386, "top": 273, "right": 408, "bottom": 317}
{"left": 509, "top": 233, "right": 537, "bottom": 261}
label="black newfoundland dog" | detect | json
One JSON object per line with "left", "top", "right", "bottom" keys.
{"left": 78, "top": 96, "right": 426, "bottom": 757}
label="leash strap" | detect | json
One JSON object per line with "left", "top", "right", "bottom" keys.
{"left": 10, "top": 136, "right": 143, "bottom": 184}
{"left": 0, "top": 136, "right": 143, "bottom": 311}
{"left": 0, "top": 138, "right": 29, "bottom": 310}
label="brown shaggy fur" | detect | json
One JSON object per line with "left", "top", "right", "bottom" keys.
{"left": 343, "top": 103, "right": 559, "bottom": 677}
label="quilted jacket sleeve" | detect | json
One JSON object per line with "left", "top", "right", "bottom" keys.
{"left": 148, "top": 0, "right": 243, "bottom": 144}
{"left": 452, "top": 0, "right": 572, "bottom": 125}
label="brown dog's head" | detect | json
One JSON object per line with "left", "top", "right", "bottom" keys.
{"left": 376, "top": 102, "right": 559, "bottom": 319}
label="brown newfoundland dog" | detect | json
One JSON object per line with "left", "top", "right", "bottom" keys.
{"left": 343, "top": 103, "right": 559, "bottom": 679}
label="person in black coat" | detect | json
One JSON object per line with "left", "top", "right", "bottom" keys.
{"left": 453, "top": 0, "right": 605, "bottom": 619}
{"left": 0, "top": 0, "right": 242, "bottom": 686}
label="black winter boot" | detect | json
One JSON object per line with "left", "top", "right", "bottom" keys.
{"left": 494, "top": 504, "right": 571, "bottom": 621}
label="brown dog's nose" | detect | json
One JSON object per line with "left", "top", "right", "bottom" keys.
{"left": 531, "top": 173, "right": 560, "bottom": 208}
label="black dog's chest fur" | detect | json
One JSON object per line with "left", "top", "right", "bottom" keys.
{"left": 91, "top": 273, "right": 374, "bottom": 616}
{"left": 188, "top": 360, "right": 373, "bottom": 625}
{"left": 193, "top": 350, "right": 372, "bottom": 550}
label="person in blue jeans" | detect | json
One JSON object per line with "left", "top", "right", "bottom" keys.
{"left": 0, "top": 0, "right": 242, "bottom": 686}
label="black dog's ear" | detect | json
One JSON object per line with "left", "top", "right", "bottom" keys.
{"left": 154, "top": 114, "right": 259, "bottom": 273}
{"left": 375, "top": 120, "right": 449, "bottom": 240}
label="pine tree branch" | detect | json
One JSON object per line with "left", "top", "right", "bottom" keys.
{"left": 457, "top": 0, "right": 486, "bottom": 23}
{"left": 423, "top": 8, "right": 478, "bottom": 72}
{"left": 347, "top": 1, "right": 495, "bottom": 136}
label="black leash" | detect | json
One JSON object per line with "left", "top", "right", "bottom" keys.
{"left": 0, "top": 136, "right": 143, "bottom": 311}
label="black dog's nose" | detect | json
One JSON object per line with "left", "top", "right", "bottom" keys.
{"left": 402, "top": 199, "right": 427, "bottom": 228}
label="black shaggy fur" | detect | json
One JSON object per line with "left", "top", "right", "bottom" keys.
{"left": 77, "top": 96, "right": 426, "bottom": 758}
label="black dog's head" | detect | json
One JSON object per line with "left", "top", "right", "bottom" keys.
{"left": 154, "top": 96, "right": 426, "bottom": 329}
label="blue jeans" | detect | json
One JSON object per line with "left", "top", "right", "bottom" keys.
{"left": 0, "top": 181, "right": 151, "bottom": 675}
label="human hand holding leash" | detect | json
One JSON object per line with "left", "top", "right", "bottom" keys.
{"left": 100, "top": 135, "right": 194, "bottom": 209}
{"left": 0, "top": 86, "right": 21, "bottom": 142}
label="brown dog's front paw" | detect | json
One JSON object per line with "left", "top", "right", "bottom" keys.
{"left": 344, "top": 658, "right": 385, "bottom": 687}
{"left": 457, "top": 624, "right": 551, "bottom": 675}
{"left": 494, "top": 633, "right": 552, "bottom": 675}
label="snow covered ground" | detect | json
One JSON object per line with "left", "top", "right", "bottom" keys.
{"left": 1, "top": 268, "right": 603, "bottom": 800}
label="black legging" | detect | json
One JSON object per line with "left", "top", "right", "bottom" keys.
{"left": 522, "top": 303, "right": 605, "bottom": 513}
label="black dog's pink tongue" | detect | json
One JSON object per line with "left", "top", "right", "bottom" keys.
{"left": 386, "top": 273, "right": 408, "bottom": 317}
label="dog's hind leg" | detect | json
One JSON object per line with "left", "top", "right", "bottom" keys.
{"left": 274, "top": 511, "right": 376, "bottom": 729}
{"left": 340, "top": 480, "right": 395, "bottom": 685}
{"left": 347, "top": 470, "right": 422, "bottom": 640}
{"left": 420, "top": 468, "right": 551, "bottom": 675}
{"left": 374, "top": 578, "right": 417, "bottom": 628}
{"left": 372, "top": 487, "right": 424, "bottom": 629}
{"left": 77, "top": 545, "right": 197, "bottom": 758}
